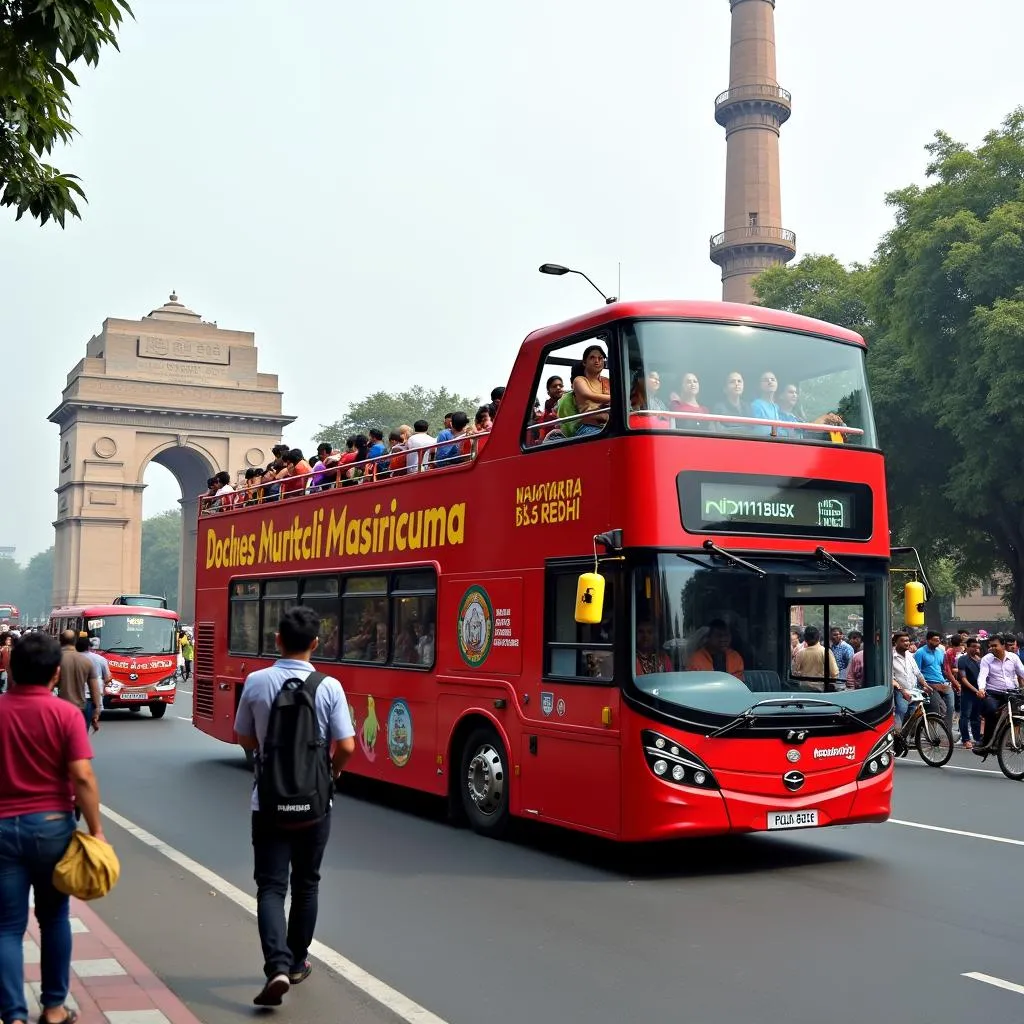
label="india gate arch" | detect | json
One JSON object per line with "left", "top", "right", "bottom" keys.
{"left": 48, "top": 294, "right": 295, "bottom": 622}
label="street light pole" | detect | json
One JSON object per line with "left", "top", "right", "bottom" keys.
{"left": 538, "top": 263, "right": 617, "bottom": 304}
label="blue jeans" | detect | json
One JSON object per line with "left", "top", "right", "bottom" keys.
{"left": 959, "top": 689, "right": 983, "bottom": 743}
{"left": 575, "top": 424, "right": 605, "bottom": 438}
{"left": 0, "top": 812, "right": 77, "bottom": 1023}
{"left": 928, "top": 684, "right": 955, "bottom": 733}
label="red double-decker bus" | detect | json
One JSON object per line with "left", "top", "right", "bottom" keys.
{"left": 48, "top": 604, "right": 180, "bottom": 718}
{"left": 193, "top": 299, "right": 897, "bottom": 840}
{"left": 0, "top": 604, "right": 19, "bottom": 629}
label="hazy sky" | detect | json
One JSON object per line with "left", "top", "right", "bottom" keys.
{"left": 2, "top": 0, "right": 1019, "bottom": 564}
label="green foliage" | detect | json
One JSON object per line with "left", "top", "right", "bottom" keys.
{"left": 754, "top": 108, "right": 1024, "bottom": 624}
{"left": 141, "top": 509, "right": 181, "bottom": 611}
{"left": 319, "top": 386, "right": 482, "bottom": 445}
{"left": 0, "top": 546, "right": 53, "bottom": 622}
{"left": 0, "top": 0, "right": 132, "bottom": 226}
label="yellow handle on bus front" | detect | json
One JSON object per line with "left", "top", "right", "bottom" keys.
{"left": 575, "top": 572, "right": 605, "bottom": 624}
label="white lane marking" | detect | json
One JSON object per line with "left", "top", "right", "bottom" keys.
{"left": 896, "top": 759, "right": 1003, "bottom": 776}
{"left": 176, "top": 716, "right": 193, "bottom": 722}
{"left": 177, "top": 687, "right": 192, "bottom": 695}
{"left": 963, "top": 972, "right": 1024, "bottom": 996}
{"left": 99, "top": 804, "right": 450, "bottom": 1024}
{"left": 890, "top": 818, "right": 1024, "bottom": 848}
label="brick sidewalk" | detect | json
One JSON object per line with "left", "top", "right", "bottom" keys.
{"left": 23, "top": 896, "right": 202, "bottom": 1024}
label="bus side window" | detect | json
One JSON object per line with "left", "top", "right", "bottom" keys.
{"left": 261, "top": 579, "right": 298, "bottom": 656}
{"left": 523, "top": 331, "right": 615, "bottom": 448}
{"left": 545, "top": 568, "right": 616, "bottom": 682}
{"left": 229, "top": 580, "right": 260, "bottom": 655}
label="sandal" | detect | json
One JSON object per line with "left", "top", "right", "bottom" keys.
{"left": 38, "top": 1009, "right": 78, "bottom": 1024}
{"left": 964, "top": 740, "right": 973, "bottom": 749}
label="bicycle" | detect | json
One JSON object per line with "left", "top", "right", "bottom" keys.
{"left": 893, "top": 691, "right": 953, "bottom": 767}
{"left": 972, "top": 688, "right": 1024, "bottom": 780}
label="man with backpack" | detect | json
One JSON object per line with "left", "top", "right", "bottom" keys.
{"left": 234, "top": 607, "right": 355, "bottom": 1007}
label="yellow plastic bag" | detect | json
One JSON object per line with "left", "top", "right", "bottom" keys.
{"left": 52, "top": 832, "right": 120, "bottom": 900}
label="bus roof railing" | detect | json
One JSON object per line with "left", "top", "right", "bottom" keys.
{"left": 199, "top": 431, "right": 494, "bottom": 515}
{"left": 524, "top": 407, "right": 864, "bottom": 436}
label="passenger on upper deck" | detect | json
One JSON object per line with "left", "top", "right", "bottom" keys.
{"left": 686, "top": 619, "right": 745, "bottom": 680}
{"left": 280, "top": 449, "right": 311, "bottom": 498}
{"left": 712, "top": 372, "right": 752, "bottom": 431}
{"left": 645, "top": 369, "right": 668, "bottom": 417}
{"left": 489, "top": 387, "right": 505, "bottom": 420}
{"left": 472, "top": 406, "right": 492, "bottom": 455}
{"left": 749, "top": 371, "right": 781, "bottom": 436}
{"left": 572, "top": 345, "right": 611, "bottom": 438}
{"left": 629, "top": 373, "right": 671, "bottom": 430}
{"left": 406, "top": 420, "right": 435, "bottom": 473}
{"left": 669, "top": 372, "right": 709, "bottom": 430}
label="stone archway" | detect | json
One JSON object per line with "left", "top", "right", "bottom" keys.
{"left": 49, "top": 294, "right": 294, "bottom": 621}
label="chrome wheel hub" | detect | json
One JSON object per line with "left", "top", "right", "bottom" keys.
{"left": 466, "top": 744, "right": 505, "bottom": 816}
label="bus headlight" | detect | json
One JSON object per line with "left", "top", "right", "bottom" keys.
{"left": 641, "top": 730, "right": 719, "bottom": 790}
{"left": 154, "top": 676, "right": 177, "bottom": 691}
{"left": 858, "top": 731, "right": 895, "bottom": 781}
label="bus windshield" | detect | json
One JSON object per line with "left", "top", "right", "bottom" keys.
{"left": 623, "top": 320, "right": 877, "bottom": 447}
{"left": 631, "top": 554, "right": 889, "bottom": 717}
{"left": 87, "top": 613, "right": 177, "bottom": 655}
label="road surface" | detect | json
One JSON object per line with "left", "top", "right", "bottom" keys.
{"left": 89, "top": 688, "right": 1024, "bottom": 1023}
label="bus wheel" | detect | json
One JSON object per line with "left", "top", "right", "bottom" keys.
{"left": 129, "top": 706, "right": 141, "bottom": 714}
{"left": 460, "top": 727, "right": 510, "bottom": 838}
{"left": 149, "top": 703, "right": 168, "bottom": 719}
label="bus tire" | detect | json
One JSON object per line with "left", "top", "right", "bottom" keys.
{"left": 459, "top": 726, "right": 510, "bottom": 838}
{"left": 129, "top": 706, "right": 141, "bottom": 714}
{"left": 149, "top": 703, "right": 168, "bottom": 719}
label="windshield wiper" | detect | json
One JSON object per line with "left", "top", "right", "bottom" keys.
{"left": 707, "top": 696, "right": 877, "bottom": 739}
{"left": 702, "top": 540, "right": 767, "bottom": 578}
{"left": 106, "top": 645, "right": 143, "bottom": 653}
{"left": 814, "top": 546, "right": 857, "bottom": 580}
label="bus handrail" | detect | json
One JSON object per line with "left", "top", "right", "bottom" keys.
{"left": 526, "top": 407, "right": 864, "bottom": 436}
{"left": 199, "top": 431, "right": 493, "bottom": 515}
{"left": 625, "top": 408, "right": 865, "bottom": 436}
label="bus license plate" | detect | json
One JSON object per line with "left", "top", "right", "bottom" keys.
{"left": 120, "top": 691, "right": 148, "bottom": 701}
{"left": 767, "top": 810, "right": 819, "bottom": 830}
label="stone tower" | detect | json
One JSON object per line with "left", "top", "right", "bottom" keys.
{"left": 710, "top": 0, "right": 796, "bottom": 304}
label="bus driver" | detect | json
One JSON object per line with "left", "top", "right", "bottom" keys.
{"left": 686, "top": 619, "right": 745, "bottom": 681}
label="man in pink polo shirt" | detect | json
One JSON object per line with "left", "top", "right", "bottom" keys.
{"left": 0, "top": 633, "right": 106, "bottom": 1024}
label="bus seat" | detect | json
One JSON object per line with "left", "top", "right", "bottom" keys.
{"left": 744, "top": 670, "right": 781, "bottom": 692}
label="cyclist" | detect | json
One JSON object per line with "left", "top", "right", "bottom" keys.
{"left": 974, "top": 632, "right": 1024, "bottom": 755}
{"left": 892, "top": 631, "right": 929, "bottom": 727}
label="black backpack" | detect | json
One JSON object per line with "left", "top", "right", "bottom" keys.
{"left": 256, "top": 671, "right": 333, "bottom": 827}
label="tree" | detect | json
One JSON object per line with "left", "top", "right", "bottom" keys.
{"left": 0, "top": 0, "right": 132, "bottom": 226}
{"left": 753, "top": 110, "right": 1024, "bottom": 623}
{"left": 20, "top": 546, "right": 54, "bottom": 621}
{"left": 141, "top": 509, "right": 181, "bottom": 611}
{"left": 319, "top": 386, "right": 482, "bottom": 445}
{"left": 873, "top": 109, "right": 1024, "bottom": 624}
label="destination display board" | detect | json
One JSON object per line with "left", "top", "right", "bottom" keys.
{"left": 678, "top": 473, "right": 872, "bottom": 540}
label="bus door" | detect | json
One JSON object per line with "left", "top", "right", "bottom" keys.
{"left": 517, "top": 564, "right": 622, "bottom": 835}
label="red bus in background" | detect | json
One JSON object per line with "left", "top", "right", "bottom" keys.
{"left": 48, "top": 604, "right": 180, "bottom": 718}
{"left": 192, "top": 299, "right": 896, "bottom": 841}
{"left": 0, "top": 604, "right": 19, "bottom": 629}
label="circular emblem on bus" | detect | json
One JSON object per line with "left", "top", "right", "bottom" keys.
{"left": 457, "top": 586, "right": 493, "bottom": 668}
{"left": 387, "top": 699, "right": 413, "bottom": 767}
{"left": 783, "top": 770, "right": 805, "bottom": 792}
{"left": 786, "top": 749, "right": 800, "bottom": 763}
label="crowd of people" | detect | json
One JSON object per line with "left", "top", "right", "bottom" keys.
{"left": 202, "top": 389, "right": 508, "bottom": 513}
